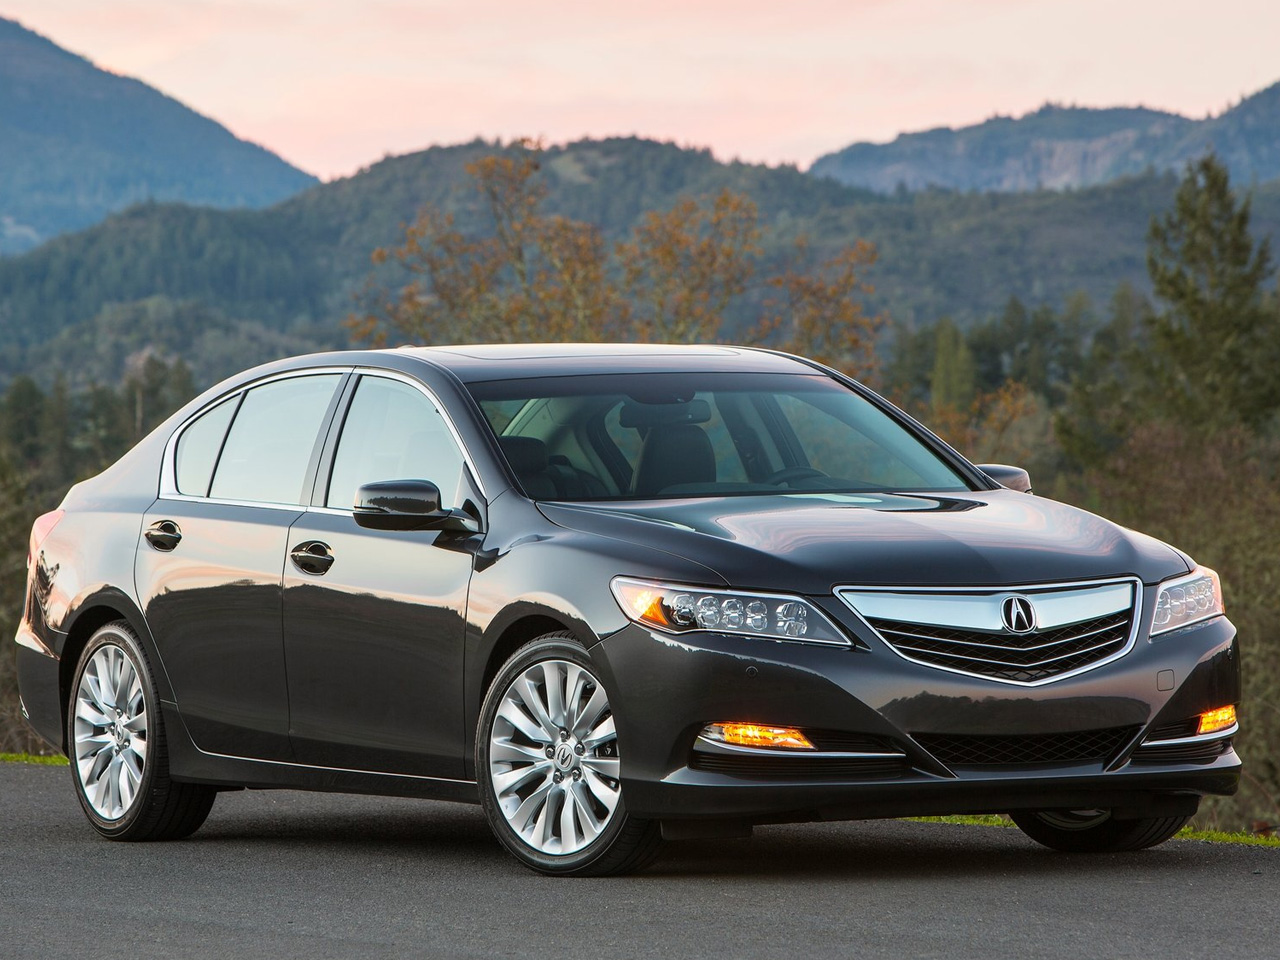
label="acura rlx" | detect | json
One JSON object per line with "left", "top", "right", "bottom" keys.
{"left": 15, "top": 344, "right": 1240, "bottom": 875}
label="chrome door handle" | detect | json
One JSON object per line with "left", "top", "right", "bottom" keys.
{"left": 144, "top": 520, "right": 182, "bottom": 551}
{"left": 290, "top": 540, "right": 334, "bottom": 575}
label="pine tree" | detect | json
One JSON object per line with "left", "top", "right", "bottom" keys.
{"left": 1144, "top": 153, "right": 1277, "bottom": 427}
{"left": 929, "top": 317, "right": 975, "bottom": 415}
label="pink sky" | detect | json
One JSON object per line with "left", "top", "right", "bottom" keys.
{"left": 7, "top": 0, "right": 1280, "bottom": 180}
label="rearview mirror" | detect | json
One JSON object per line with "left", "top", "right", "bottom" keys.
{"left": 978, "top": 464, "right": 1032, "bottom": 494}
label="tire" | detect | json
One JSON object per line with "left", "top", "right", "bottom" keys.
{"left": 1010, "top": 808, "right": 1190, "bottom": 853}
{"left": 476, "top": 632, "right": 663, "bottom": 876}
{"left": 67, "top": 620, "right": 217, "bottom": 841}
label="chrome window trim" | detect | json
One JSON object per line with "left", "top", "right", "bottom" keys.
{"left": 834, "top": 577, "right": 1144, "bottom": 688}
{"left": 159, "top": 364, "right": 488, "bottom": 509}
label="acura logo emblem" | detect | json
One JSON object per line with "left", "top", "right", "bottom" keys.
{"left": 554, "top": 743, "right": 575, "bottom": 770}
{"left": 1001, "top": 595, "right": 1037, "bottom": 634}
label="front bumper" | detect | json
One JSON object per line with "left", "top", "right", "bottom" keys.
{"left": 592, "top": 607, "right": 1241, "bottom": 823}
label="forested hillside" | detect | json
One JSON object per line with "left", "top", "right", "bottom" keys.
{"left": 812, "top": 81, "right": 1280, "bottom": 193}
{"left": 0, "top": 17, "right": 316, "bottom": 254}
{"left": 5, "top": 135, "right": 1280, "bottom": 385}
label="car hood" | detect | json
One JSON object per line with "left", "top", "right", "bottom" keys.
{"left": 537, "top": 490, "right": 1189, "bottom": 593}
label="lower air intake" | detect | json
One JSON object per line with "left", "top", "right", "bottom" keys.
{"left": 914, "top": 726, "right": 1139, "bottom": 767}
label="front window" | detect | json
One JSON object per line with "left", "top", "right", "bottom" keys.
{"left": 326, "top": 376, "right": 466, "bottom": 509}
{"left": 468, "top": 372, "right": 972, "bottom": 500}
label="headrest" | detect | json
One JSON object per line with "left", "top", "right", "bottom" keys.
{"left": 619, "top": 398, "right": 711, "bottom": 429}
{"left": 498, "top": 436, "right": 549, "bottom": 475}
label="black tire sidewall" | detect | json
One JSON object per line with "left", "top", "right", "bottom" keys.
{"left": 67, "top": 622, "right": 163, "bottom": 838}
{"left": 476, "top": 635, "right": 633, "bottom": 875}
{"left": 1011, "top": 810, "right": 1190, "bottom": 853}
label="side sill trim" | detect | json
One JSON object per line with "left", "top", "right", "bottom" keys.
{"left": 183, "top": 740, "right": 478, "bottom": 787}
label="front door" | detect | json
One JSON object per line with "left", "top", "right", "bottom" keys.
{"left": 282, "top": 374, "right": 478, "bottom": 777}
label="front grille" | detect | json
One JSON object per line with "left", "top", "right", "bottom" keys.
{"left": 1131, "top": 739, "right": 1232, "bottom": 765}
{"left": 914, "top": 725, "right": 1139, "bottom": 767}
{"left": 866, "top": 610, "right": 1133, "bottom": 683}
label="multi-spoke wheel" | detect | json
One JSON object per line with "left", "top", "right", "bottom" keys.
{"left": 68, "top": 621, "right": 217, "bottom": 841}
{"left": 1011, "top": 808, "right": 1191, "bottom": 853}
{"left": 477, "top": 633, "right": 662, "bottom": 875}
{"left": 74, "top": 641, "right": 149, "bottom": 819}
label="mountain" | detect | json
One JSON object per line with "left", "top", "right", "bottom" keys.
{"left": 811, "top": 82, "right": 1280, "bottom": 193}
{"left": 2, "top": 137, "right": 1278, "bottom": 385}
{"left": 0, "top": 17, "right": 317, "bottom": 254}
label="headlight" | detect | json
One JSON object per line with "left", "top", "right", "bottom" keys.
{"left": 610, "top": 577, "right": 850, "bottom": 646}
{"left": 1151, "top": 565, "right": 1224, "bottom": 636}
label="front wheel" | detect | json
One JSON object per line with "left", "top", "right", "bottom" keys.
{"left": 1010, "top": 809, "right": 1190, "bottom": 853}
{"left": 68, "top": 621, "right": 217, "bottom": 841}
{"left": 476, "top": 633, "right": 662, "bottom": 876}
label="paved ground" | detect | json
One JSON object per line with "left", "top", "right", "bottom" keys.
{"left": 1, "top": 763, "right": 1274, "bottom": 960}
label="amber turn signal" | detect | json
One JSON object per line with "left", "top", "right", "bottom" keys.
{"left": 703, "top": 722, "right": 814, "bottom": 750}
{"left": 1197, "top": 705, "right": 1237, "bottom": 736}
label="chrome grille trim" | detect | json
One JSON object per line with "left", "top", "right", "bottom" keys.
{"left": 835, "top": 577, "right": 1143, "bottom": 687}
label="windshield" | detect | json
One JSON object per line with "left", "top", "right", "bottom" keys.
{"left": 468, "top": 372, "right": 973, "bottom": 501}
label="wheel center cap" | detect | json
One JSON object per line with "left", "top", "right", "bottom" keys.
{"left": 553, "top": 742, "right": 576, "bottom": 771}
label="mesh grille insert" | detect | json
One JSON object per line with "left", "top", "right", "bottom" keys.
{"left": 914, "top": 726, "right": 1139, "bottom": 766}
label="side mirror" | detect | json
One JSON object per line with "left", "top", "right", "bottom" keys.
{"left": 353, "top": 480, "right": 456, "bottom": 531}
{"left": 978, "top": 464, "right": 1032, "bottom": 494}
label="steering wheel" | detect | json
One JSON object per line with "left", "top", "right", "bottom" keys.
{"left": 765, "top": 466, "right": 828, "bottom": 486}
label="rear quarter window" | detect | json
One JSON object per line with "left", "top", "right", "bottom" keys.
{"left": 174, "top": 395, "right": 239, "bottom": 497}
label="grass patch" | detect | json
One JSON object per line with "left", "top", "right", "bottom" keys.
{"left": 909, "top": 814, "right": 1280, "bottom": 846}
{"left": 0, "top": 752, "right": 69, "bottom": 766}
{"left": 909, "top": 814, "right": 1014, "bottom": 828}
{"left": 1177, "top": 828, "right": 1280, "bottom": 848}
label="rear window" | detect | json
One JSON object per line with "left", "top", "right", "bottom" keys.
{"left": 209, "top": 375, "right": 341, "bottom": 505}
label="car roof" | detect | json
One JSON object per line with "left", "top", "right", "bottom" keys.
{"left": 390, "top": 343, "right": 816, "bottom": 382}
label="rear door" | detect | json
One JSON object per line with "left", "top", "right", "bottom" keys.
{"left": 282, "top": 372, "right": 480, "bottom": 777}
{"left": 136, "top": 372, "right": 346, "bottom": 760}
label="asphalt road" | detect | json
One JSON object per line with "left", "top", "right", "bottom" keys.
{"left": 1, "top": 763, "right": 1274, "bottom": 960}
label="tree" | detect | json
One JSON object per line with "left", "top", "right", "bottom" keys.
{"left": 1144, "top": 153, "right": 1277, "bottom": 427}
{"left": 929, "top": 317, "right": 975, "bottom": 415}
{"left": 349, "top": 141, "right": 883, "bottom": 380}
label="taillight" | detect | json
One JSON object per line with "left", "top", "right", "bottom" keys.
{"left": 28, "top": 510, "right": 64, "bottom": 568}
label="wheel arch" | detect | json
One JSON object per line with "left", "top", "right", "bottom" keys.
{"left": 58, "top": 590, "right": 167, "bottom": 753}
{"left": 464, "top": 601, "right": 600, "bottom": 779}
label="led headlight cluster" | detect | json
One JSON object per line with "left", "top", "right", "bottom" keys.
{"left": 610, "top": 577, "right": 850, "bottom": 646}
{"left": 1151, "top": 565, "right": 1224, "bottom": 636}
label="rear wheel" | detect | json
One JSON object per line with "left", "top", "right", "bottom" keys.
{"left": 68, "top": 621, "right": 217, "bottom": 841}
{"left": 1011, "top": 808, "right": 1190, "bottom": 853}
{"left": 476, "top": 633, "right": 663, "bottom": 876}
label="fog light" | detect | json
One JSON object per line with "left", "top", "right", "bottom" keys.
{"left": 702, "top": 722, "right": 814, "bottom": 750}
{"left": 1197, "top": 705, "right": 1236, "bottom": 736}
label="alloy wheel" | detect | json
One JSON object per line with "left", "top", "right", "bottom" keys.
{"left": 73, "top": 643, "right": 148, "bottom": 820}
{"left": 488, "top": 658, "right": 621, "bottom": 856}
